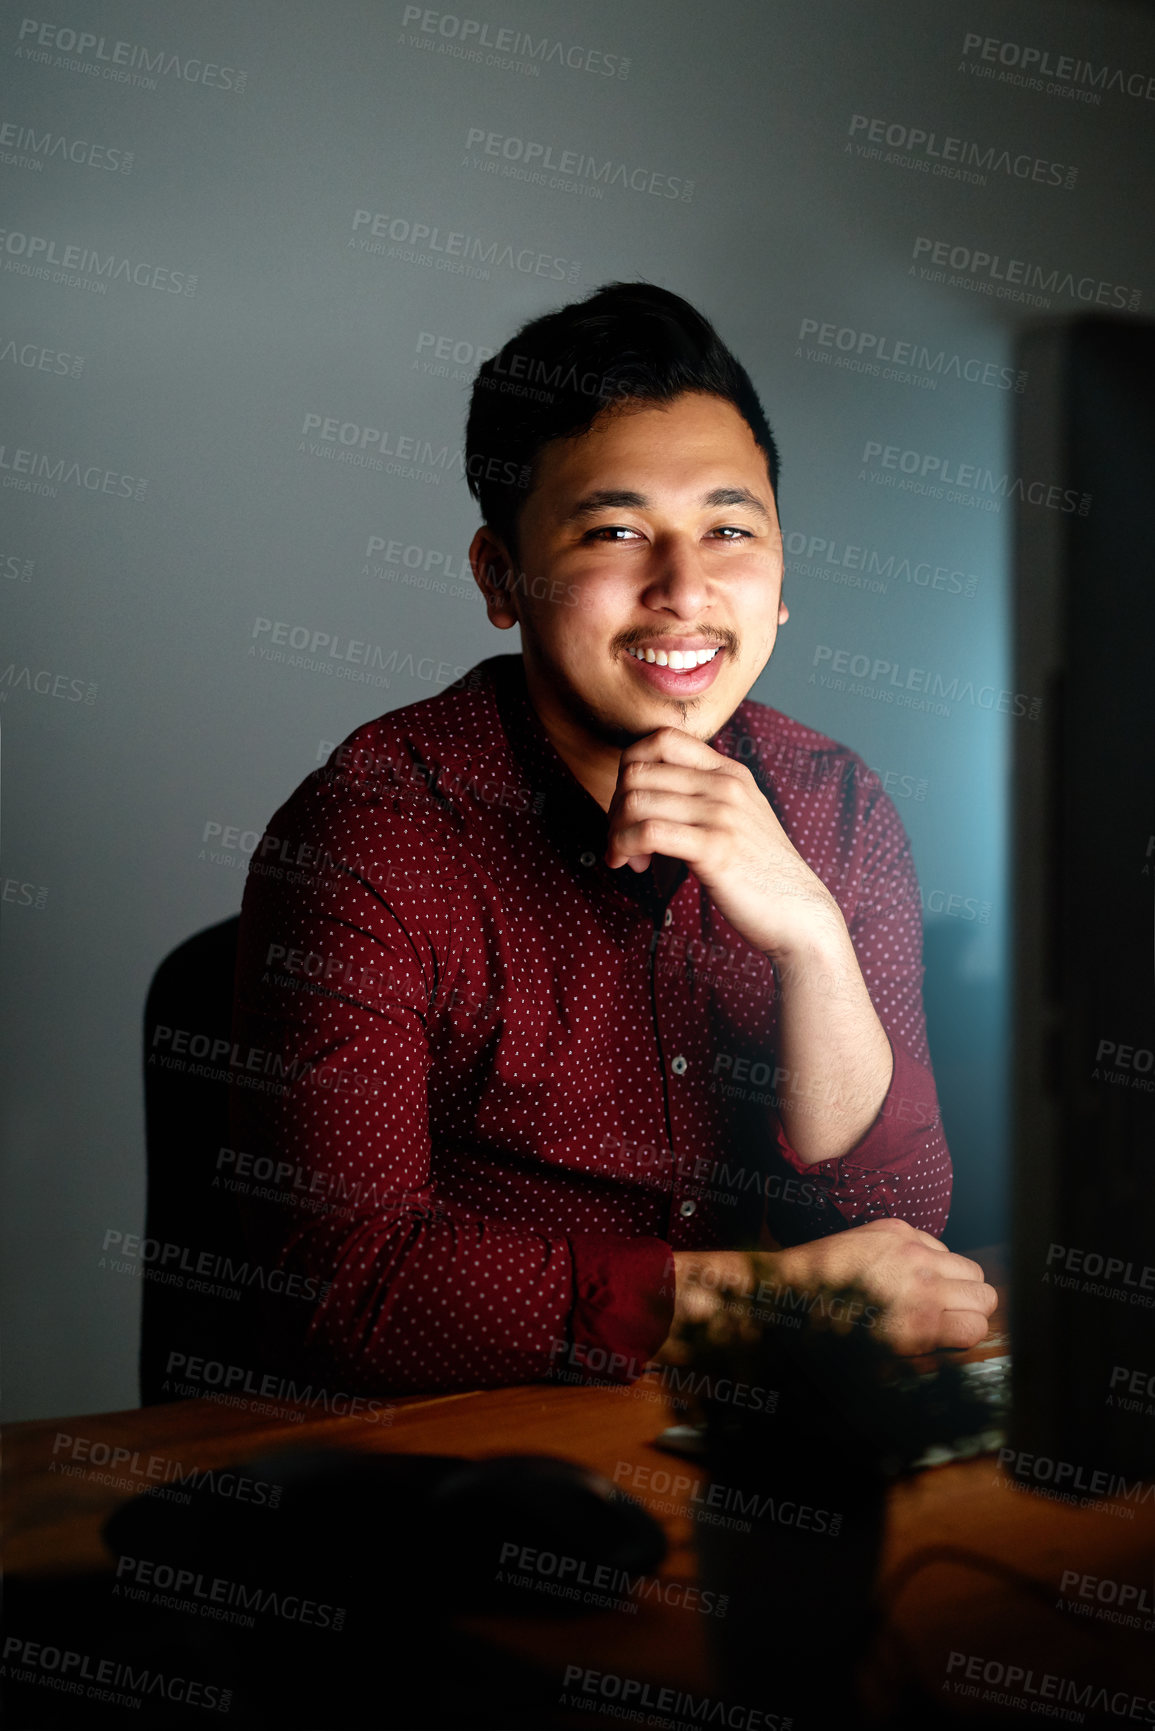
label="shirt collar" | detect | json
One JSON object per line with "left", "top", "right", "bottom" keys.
{"left": 482, "top": 652, "right": 745, "bottom": 919}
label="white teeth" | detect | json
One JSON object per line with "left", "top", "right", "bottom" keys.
{"left": 626, "top": 646, "right": 720, "bottom": 669}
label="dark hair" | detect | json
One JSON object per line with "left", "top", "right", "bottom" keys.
{"left": 463, "top": 280, "right": 780, "bottom": 564}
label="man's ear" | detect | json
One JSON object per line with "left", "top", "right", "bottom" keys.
{"left": 778, "top": 598, "right": 789, "bottom": 625}
{"left": 468, "top": 526, "right": 518, "bottom": 629}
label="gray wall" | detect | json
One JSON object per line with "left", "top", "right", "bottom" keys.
{"left": 2, "top": 0, "right": 1151, "bottom": 1421}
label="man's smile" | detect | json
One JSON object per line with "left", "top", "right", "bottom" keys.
{"left": 620, "top": 640, "right": 727, "bottom": 694}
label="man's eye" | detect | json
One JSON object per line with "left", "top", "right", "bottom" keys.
{"left": 585, "top": 525, "right": 753, "bottom": 542}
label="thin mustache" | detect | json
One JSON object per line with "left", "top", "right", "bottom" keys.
{"left": 617, "top": 633, "right": 737, "bottom": 650}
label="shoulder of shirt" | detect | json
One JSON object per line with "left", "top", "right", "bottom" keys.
{"left": 725, "top": 694, "right": 880, "bottom": 789}
{"left": 296, "top": 660, "right": 507, "bottom": 800}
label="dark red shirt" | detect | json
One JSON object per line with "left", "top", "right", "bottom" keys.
{"left": 230, "top": 653, "right": 950, "bottom": 1395}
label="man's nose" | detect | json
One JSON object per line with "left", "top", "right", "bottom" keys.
{"left": 639, "top": 540, "right": 711, "bottom": 615}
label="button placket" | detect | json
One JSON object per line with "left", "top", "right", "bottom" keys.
{"left": 650, "top": 885, "right": 706, "bottom": 1241}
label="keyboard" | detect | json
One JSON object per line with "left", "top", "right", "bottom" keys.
{"left": 653, "top": 1354, "right": 1013, "bottom": 1472}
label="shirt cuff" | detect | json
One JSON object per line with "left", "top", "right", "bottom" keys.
{"left": 563, "top": 1233, "right": 675, "bottom": 1384}
{"left": 771, "top": 1038, "right": 941, "bottom": 1223}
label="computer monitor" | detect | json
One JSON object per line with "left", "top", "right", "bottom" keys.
{"left": 1010, "top": 315, "right": 1155, "bottom": 1484}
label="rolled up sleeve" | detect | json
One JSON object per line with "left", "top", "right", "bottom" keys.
{"left": 770, "top": 773, "right": 952, "bottom": 1238}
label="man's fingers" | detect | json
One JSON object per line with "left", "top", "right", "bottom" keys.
{"left": 605, "top": 814, "right": 712, "bottom": 871}
{"left": 886, "top": 1306, "right": 991, "bottom": 1355}
{"left": 936, "top": 1252, "right": 990, "bottom": 1285}
{"left": 935, "top": 1278, "right": 998, "bottom": 1315}
{"left": 909, "top": 1229, "right": 950, "bottom": 1253}
{"left": 615, "top": 761, "right": 720, "bottom": 800}
{"left": 618, "top": 726, "right": 729, "bottom": 773}
{"left": 933, "top": 1308, "right": 993, "bottom": 1350}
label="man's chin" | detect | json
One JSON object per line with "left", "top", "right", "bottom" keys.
{"left": 591, "top": 691, "right": 733, "bottom": 749}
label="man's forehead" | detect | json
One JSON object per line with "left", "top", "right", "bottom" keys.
{"left": 557, "top": 485, "right": 773, "bottom": 527}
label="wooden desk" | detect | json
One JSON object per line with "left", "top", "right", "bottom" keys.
{"left": 4, "top": 1262, "right": 1153, "bottom": 1729}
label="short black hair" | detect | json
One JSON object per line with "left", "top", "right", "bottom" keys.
{"left": 463, "top": 280, "right": 780, "bottom": 564}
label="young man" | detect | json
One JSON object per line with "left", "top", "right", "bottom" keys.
{"left": 230, "top": 282, "right": 995, "bottom": 1395}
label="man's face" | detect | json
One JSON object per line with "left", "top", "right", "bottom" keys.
{"left": 471, "top": 391, "right": 787, "bottom": 751}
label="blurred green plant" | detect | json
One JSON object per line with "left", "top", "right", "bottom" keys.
{"left": 667, "top": 1255, "right": 1002, "bottom": 1478}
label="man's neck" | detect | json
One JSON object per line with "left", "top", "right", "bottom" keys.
{"left": 521, "top": 659, "right": 622, "bottom": 814}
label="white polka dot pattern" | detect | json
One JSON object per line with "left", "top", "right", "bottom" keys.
{"left": 229, "top": 654, "right": 952, "bottom": 1396}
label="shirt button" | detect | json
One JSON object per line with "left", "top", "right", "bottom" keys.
{"left": 663, "top": 908, "right": 673, "bottom": 927}
{"left": 671, "top": 1055, "right": 688, "bottom": 1076}
{"left": 579, "top": 851, "right": 596, "bottom": 867}
{"left": 679, "top": 1198, "right": 697, "bottom": 1217}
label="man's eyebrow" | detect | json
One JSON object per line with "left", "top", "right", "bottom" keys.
{"left": 560, "top": 485, "right": 772, "bottom": 524}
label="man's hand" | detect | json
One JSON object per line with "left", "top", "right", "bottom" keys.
{"left": 660, "top": 1221, "right": 997, "bottom": 1359}
{"left": 605, "top": 727, "right": 842, "bottom": 961}
{"left": 607, "top": 727, "right": 896, "bottom": 1164}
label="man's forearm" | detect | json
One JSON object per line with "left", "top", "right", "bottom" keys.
{"left": 654, "top": 1227, "right": 997, "bottom": 1362}
{"left": 770, "top": 915, "right": 894, "bottom": 1165}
